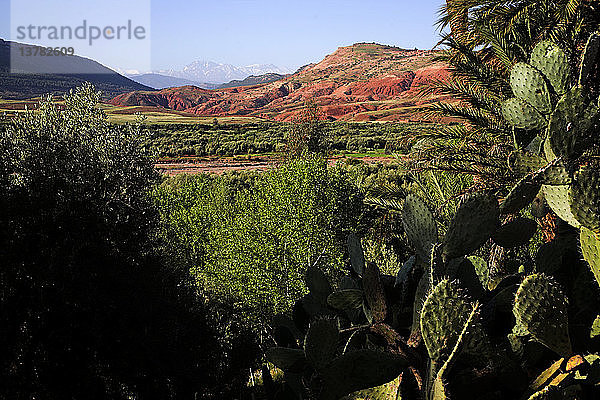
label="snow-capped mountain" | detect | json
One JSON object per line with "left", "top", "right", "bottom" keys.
{"left": 157, "top": 61, "right": 291, "bottom": 84}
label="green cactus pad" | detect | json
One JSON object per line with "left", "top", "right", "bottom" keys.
{"left": 510, "top": 62, "right": 553, "bottom": 114}
{"left": 420, "top": 279, "right": 485, "bottom": 364}
{"left": 530, "top": 40, "right": 570, "bottom": 96}
{"left": 395, "top": 255, "right": 415, "bottom": 288}
{"left": 265, "top": 347, "right": 306, "bottom": 371}
{"left": 468, "top": 256, "right": 489, "bottom": 289}
{"left": 402, "top": 194, "right": 438, "bottom": 263}
{"left": 446, "top": 257, "right": 486, "bottom": 299}
{"left": 591, "top": 316, "right": 600, "bottom": 339}
{"left": 508, "top": 150, "right": 546, "bottom": 174}
{"left": 513, "top": 274, "right": 572, "bottom": 356}
{"left": 580, "top": 227, "right": 600, "bottom": 288}
{"left": 547, "top": 86, "right": 598, "bottom": 160}
{"left": 442, "top": 193, "right": 500, "bottom": 260}
{"left": 320, "top": 350, "right": 408, "bottom": 400}
{"left": 492, "top": 217, "right": 538, "bottom": 248}
{"left": 304, "top": 318, "right": 339, "bottom": 371}
{"left": 543, "top": 136, "right": 557, "bottom": 161}
{"left": 502, "top": 97, "right": 546, "bottom": 130}
{"left": 347, "top": 233, "right": 366, "bottom": 275}
{"left": 327, "top": 289, "right": 364, "bottom": 310}
{"left": 579, "top": 31, "right": 600, "bottom": 87}
{"left": 363, "top": 262, "right": 387, "bottom": 323}
{"left": 306, "top": 266, "right": 332, "bottom": 304}
{"left": 535, "top": 236, "right": 574, "bottom": 275}
{"left": 542, "top": 184, "right": 581, "bottom": 228}
{"left": 500, "top": 177, "right": 542, "bottom": 215}
{"left": 508, "top": 151, "right": 570, "bottom": 185}
{"left": 569, "top": 166, "right": 600, "bottom": 233}
{"left": 410, "top": 272, "right": 430, "bottom": 345}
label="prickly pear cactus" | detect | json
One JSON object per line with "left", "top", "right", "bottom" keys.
{"left": 530, "top": 40, "right": 570, "bottom": 96}
{"left": 492, "top": 217, "right": 538, "bottom": 248}
{"left": 500, "top": 176, "right": 541, "bottom": 215}
{"left": 513, "top": 274, "right": 572, "bottom": 356}
{"left": 319, "top": 350, "right": 408, "bottom": 400}
{"left": 579, "top": 32, "right": 600, "bottom": 87}
{"left": 569, "top": 166, "right": 600, "bottom": 234}
{"left": 546, "top": 86, "right": 597, "bottom": 161}
{"left": 543, "top": 184, "right": 582, "bottom": 228}
{"left": 580, "top": 227, "right": 600, "bottom": 288}
{"left": 327, "top": 289, "right": 364, "bottom": 311}
{"left": 304, "top": 318, "right": 339, "bottom": 371}
{"left": 420, "top": 279, "right": 488, "bottom": 368}
{"left": 348, "top": 233, "right": 366, "bottom": 275}
{"left": 502, "top": 40, "right": 571, "bottom": 129}
{"left": 402, "top": 194, "right": 438, "bottom": 263}
{"left": 502, "top": 97, "right": 546, "bottom": 130}
{"left": 442, "top": 193, "right": 499, "bottom": 260}
{"left": 510, "top": 62, "right": 553, "bottom": 114}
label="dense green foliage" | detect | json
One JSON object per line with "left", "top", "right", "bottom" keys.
{"left": 0, "top": 85, "right": 241, "bottom": 399}
{"left": 154, "top": 156, "right": 365, "bottom": 321}
{"left": 143, "top": 121, "right": 440, "bottom": 158}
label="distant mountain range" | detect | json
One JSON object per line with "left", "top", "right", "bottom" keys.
{"left": 126, "top": 71, "right": 287, "bottom": 90}
{"left": 126, "top": 73, "right": 220, "bottom": 90}
{"left": 0, "top": 39, "right": 151, "bottom": 99}
{"left": 155, "top": 61, "right": 291, "bottom": 84}
{"left": 111, "top": 43, "right": 451, "bottom": 122}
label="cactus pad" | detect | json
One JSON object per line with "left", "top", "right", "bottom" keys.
{"left": 569, "top": 166, "right": 600, "bottom": 233}
{"left": 513, "top": 274, "right": 571, "bottom": 356}
{"left": 420, "top": 279, "right": 485, "bottom": 365}
{"left": 579, "top": 31, "right": 600, "bottom": 87}
{"left": 443, "top": 193, "right": 500, "bottom": 260}
{"left": 500, "top": 177, "right": 541, "bottom": 215}
{"left": 542, "top": 184, "right": 581, "bottom": 228}
{"left": 502, "top": 97, "right": 546, "bottom": 130}
{"left": 402, "top": 194, "right": 438, "bottom": 263}
{"left": 547, "top": 86, "right": 597, "bottom": 160}
{"left": 410, "top": 272, "right": 430, "bottom": 344}
{"left": 508, "top": 150, "right": 547, "bottom": 174}
{"left": 530, "top": 40, "right": 570, "bottom": 96}
{"left": 327, "top": 289, "right": 364, "bottom": 310}
{"left": 492, "top": 217, "right": 538, "bottom": 248}
{"left": 508, "top": 151, "right": 570, "bottom": 185}
{"left": 306, "top": 266, "right": 332, "bottom": 304}
{"left": 580, "top": 227, "right": 600, "bottom": 288}
{"left": 304, "top": 318, "right": 339, "bottom": 371}
{"left": 320, "top": 350, "right": 408, "bottom": 400}
{"left": 592, "top": 315, "right": 600, "bottom": 339}
{"left": 510, "top": 62, "right": 553, "bottom": 114}
{"left": 265, "top": 347, "right": 306, "bottom": 371}
{"left": 347, "top": 233, "right": 366, "bottom": 275}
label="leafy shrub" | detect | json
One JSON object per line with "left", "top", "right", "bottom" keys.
{"left": 154, "top": 156, "right": 364, "bottom": 324}
{"left": 0, "top": 84, "right": 222, "bottom": 399}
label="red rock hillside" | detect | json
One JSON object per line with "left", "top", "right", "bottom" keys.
{"left": 109, "top": 43, "right": 450, "bottom": 122}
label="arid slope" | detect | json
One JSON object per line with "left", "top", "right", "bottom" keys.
{"left": 110, "top": 43, "right": 450, "bottom": 121}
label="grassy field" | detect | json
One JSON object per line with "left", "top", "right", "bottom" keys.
{"left": 1, "top": 98, "right": 438, "bottom": 162}
{"left": 0, "top": 99, "right": 265, "bottom": 125}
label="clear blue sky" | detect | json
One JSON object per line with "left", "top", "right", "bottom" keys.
{"left": 0, "top": 0, "right": 445, "bottom": 71}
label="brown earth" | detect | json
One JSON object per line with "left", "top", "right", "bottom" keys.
{"left": 110, "top": 43, "right": 451, "bottom": 122}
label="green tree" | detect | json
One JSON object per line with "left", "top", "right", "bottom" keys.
{"left": 0, "top": 84, "right": 221, "bottom": 399}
